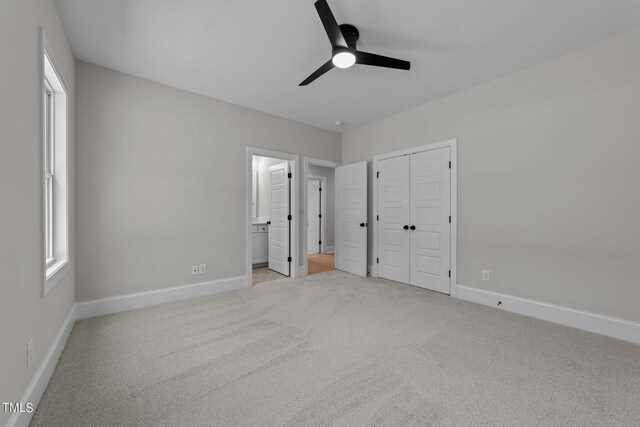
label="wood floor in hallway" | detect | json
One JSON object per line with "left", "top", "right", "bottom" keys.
{"left": 308, "top": 253, "right": 335, "bottom": 275}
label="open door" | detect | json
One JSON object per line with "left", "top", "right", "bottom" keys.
{"left": 335, "top": 161, "right": 368, "bottom": 277}
{"left": 268, "top": 161, "right": 290, "bottom": 276}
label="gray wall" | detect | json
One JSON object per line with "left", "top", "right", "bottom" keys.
{"left": 308, "top": 165, "right": 336, "bottom": 249}
{"left": 343, "top": 29, "right": 640, "bottom": 322}
{"left": 0, "top": 0, "right": 75, "bottom": 424}
{"left": 75, "top": 61, "right": 341, "bottom": 302}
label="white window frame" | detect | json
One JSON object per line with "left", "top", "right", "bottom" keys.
{"left": 44, "top": 78, "right": 55, "bottom": 267}
{"left": 41, "top": 29, "right": 70, "bottom": 295}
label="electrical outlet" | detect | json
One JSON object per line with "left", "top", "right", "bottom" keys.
{"left": 198, "top": 264, "right": 207, "bottom": 275}
{"left": 191, "top": 265, "right": 199, "bottom": 275}
{"left": 481, "top": 270, "right": 491, "bottom": 282}
{"left": 27, "top": 338, "right": 33, "bottom": 368}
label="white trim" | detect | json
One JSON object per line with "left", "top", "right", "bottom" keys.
{"left": 43, "top": 261, "right": 69, "bottom": 295}
{"left": 325, "top": 245, "right": 335, "bottom": 253}
{"left": 457, "top": 285, "right": 640, "bottom": 345}
{"left": 307, "top": 175, "right": 327, "bottom": 254}
{"left": 299, "top": 265, "right": 307, "bottom": 276}
{"left": 302, "top": 157, "right": 341, "bottom": 276}
{"left": 7, "top": 305, "right": 76, "bottom": 427}
{"left": 305, "top": 158, "right": 340, "bottom": 169}
{"left": 246, "top": 147, "right": 300, "bottom": 286}
{"left": 75, "top": 276, "right": 247, "bottom": 320}
{"left": 372, "top": 138, "right": 458, "bottom": 297}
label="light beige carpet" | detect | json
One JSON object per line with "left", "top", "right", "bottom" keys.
{"left": 32, "top": 271, "right": 640, "bottom": 426}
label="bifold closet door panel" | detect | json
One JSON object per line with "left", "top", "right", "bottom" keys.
{"left": 377, "top": 156, "right": 411, "bottom": 284}
{"left": 410, "top": 148, "right": 451, "bottom": 294}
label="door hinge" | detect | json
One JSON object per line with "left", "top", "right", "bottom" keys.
{"left": 319, "top": 240, "right": 322, "bottom": 245}
{"left": 449, "top": 161, "right": 451, "bottom": 169}
{"left": 319, "top": 214, "right": 322, "bottom": 218}
{"left": 288, "top": 256, "right": 292, "bottom": 262}
{"left": 448, "top": 270, "right": 451, "bottom": 278}
{"left": 287, "top": 172, "right": 292, "bottom": 178}
{"left": 287, "top": 214, "right": 292, "bottom": 220}
{"left": 376, "top": 215, "right": 379, "bottom": 221}
{"left": 377, "top": 171, "right": 380, "bottom": 178}
{"left": 449, "top": 216, "right": 451, "bottom": 223}
{"left": 319, "top": 187, "right": 322, "bottom": 192}
{"left": 376, "top": 258, "right": 379, "bottom": 264}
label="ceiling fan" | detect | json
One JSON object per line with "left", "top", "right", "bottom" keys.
{"left": 300, "top": 0, "right": 411, "bottom": 86}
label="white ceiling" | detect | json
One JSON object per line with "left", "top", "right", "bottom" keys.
{"left": 56, "top": 0, "right": 640, "bottom": 132}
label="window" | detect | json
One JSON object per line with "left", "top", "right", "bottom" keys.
{"left": 42, "top": 47, "right": 69, "bottom": 294}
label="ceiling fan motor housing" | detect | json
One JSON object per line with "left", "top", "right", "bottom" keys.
{"left": 339, "top": 24, "right": 359, "bottom": 48}
{"left": 333, "top": 24, "right": 358, "bottom": 58}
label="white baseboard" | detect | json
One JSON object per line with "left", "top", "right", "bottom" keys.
{"left": 457, "top": 285, "right": 640, "bottom": 345}
{"left": 324, "top": 246, "right": 335, "bottom": 253}
{"left": 7, "top": 305, "right": 76, "bottom": 427}
{"left": 75, "top": 276, "right": 247, "bottom": 320}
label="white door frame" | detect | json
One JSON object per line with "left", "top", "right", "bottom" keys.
{"left": 372, "top": 138, "right": 458, "bottom": 297}
{"left": 302, "top": 157, "right": 340, "bottom": 276}
{"left": 307, "top": 175, "right": 327, "bottom": 255}
{"left": 246, "top": 147, "right": 300, "bottom": 287}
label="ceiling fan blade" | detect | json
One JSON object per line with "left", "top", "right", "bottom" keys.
{"left": 299, "top": 59, "right": 335, "bottom": 86}
{"left": 355, "top": 51, "right": 411, "bottom": 70}
{"left": 314, "top": 0, "right": 347, "bottom": 47}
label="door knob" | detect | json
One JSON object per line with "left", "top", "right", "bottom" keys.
{"left": 410, "top": 225, "right": 416, "bottom": 230}
{"left": 403, "top": 225, "right": 409, "bottom": 230}
{"left": 266, "top": 221, "right": 271, "bottom": 225}
{"left": 360, "top": 223, "right": 366, "bottom": 227}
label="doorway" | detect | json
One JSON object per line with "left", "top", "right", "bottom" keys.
{"left": 303, "top": 157, "right": 340, "bottom": 276}
{"left": 307, "top": 175, "right": 335, "bottom": 275}
{"left": 246, "top": 148, "right": 300, "bottom": 287}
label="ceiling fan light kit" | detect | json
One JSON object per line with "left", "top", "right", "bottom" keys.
{"left": 300, "top": 0, "right": 411, "bottom": 86}
{"left": 332, "top": 50, "right": 356, "bottom": 68}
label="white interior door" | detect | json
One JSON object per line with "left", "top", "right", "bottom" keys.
{"left": 410, "top": 148, "right": 451, "bottom": 293}
{"left": 336, "top": 161, "right": 368, "bottom": 277}
{"left": 377, "top": 156, "right": 411, "bottom": 284}
{"left": 307, "top": 179, "right": 320, "bottom": 254}
{"left": 268, "top": 161, "right": 290, "bottom": 276}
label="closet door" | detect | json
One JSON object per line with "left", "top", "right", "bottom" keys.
{"left": 377, "top": 156, "right": 410, "bottom": 284}
{"left": 410, "top": 148, "right": 451, "bottom": 294}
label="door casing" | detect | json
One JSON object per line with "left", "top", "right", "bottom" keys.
{"left": 245, "top": 147, "right": 300, "bottom": 287}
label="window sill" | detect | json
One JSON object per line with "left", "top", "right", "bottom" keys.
{"left": 44, "top": 259, "right": 69, "bottom": 296}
